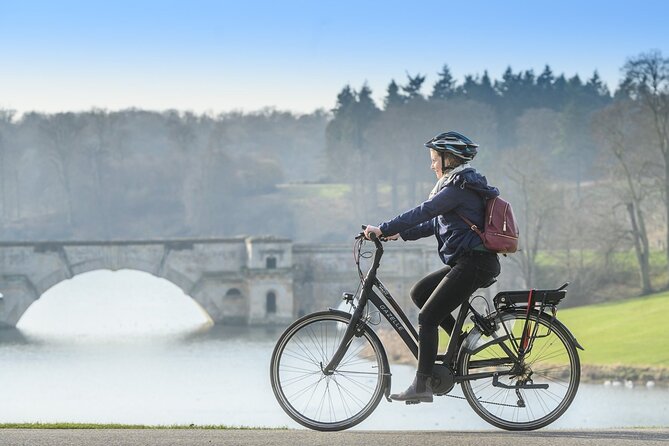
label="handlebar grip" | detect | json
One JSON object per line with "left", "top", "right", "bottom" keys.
{"left": 360, "top": 225, "right": 383, "bottom": 246}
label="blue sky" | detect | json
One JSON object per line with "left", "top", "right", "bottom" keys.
{"left": 1, "top": 0, "right": 667, "bottom": 114}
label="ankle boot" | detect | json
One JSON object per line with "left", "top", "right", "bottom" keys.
{"left": 389, "top": 373, "right": 433, "bottom": 403}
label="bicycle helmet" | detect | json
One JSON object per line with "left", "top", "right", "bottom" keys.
{"left": 424, "top": 131, "right": 478, "bottom": 161}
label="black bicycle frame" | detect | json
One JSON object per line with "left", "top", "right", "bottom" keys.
{"left": 323, "top": 235, "right": 517, "bottom": 383}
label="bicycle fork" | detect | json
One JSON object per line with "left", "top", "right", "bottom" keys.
{"left": 321, "top": 311, "right": 365, "bottom": 375}
{"left": 321, "top": 281, "right": 371, "bottom": 375}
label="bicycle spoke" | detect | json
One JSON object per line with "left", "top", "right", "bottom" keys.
{"left": 280, "top": 370, "right": 322, "bottom": 387}
{"left": 289, "top": 374, "right": 326, "bottom": 402}
{"left": 292, "top": 335, "right": 323, "bottom": 367}
{"left": 281, "top": 349, "right": 321, "bottom": 367}
{"left": 331, "top": 377, "right": 353, "bottom": 418}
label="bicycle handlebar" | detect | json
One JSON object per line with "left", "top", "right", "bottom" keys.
{"left": 358, "top": 225, "right": 387, "bottom": 248}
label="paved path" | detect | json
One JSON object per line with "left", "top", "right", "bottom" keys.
{"left": 1, "top": 429, "right": 667, "bottom": 446}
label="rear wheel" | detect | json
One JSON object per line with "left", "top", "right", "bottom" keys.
{"left": 458, "top": 310, "right": 580, "bottom": 430}
{"left": 270, "top": 311, "right": 388, "bottom": 431}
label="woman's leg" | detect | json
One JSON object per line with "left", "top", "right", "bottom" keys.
{"left": 389, "top": 267, "right": 451, "bottom": 402}
{"left": 409, "top": 265, "right": 454, "bottom": 334}
{"left": 409, "top": 265, "right": 451, "bottom": 308}
{"left": 416, "top": 255, "right": 499, "bottom": 377}
{"left": 391, "top": 255, "right": 499, "bottom": 402}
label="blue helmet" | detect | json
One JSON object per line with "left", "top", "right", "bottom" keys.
{"left": 424, "top": 131, "right": 478, "bottom": 161}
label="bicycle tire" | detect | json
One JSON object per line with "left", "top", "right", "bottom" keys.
{"left": 270, "top": 311, "right": 389, "bottom": 431}
{"left": 458, "top": 309, "right": 580, "bottom": 430}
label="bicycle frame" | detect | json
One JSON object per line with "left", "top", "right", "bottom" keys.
{"left": 322, "top": 234, "right": 517, "bottom": 384}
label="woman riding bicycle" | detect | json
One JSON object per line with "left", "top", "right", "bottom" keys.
{"left": 364, "top": 131, "right": 501, "bottom": 403}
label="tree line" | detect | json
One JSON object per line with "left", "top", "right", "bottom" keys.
{"left": 0, "top": 49, "right": 667, "bottom": 303}
{"left": 0, "top": 108, "right": 326, "bottom": 239}
{"left": 326, "top": 50, "right": 668, "bottom": 301}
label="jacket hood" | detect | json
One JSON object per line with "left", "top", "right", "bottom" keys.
{"left": 448, "top": 167, "right": 499, "bottom": 199}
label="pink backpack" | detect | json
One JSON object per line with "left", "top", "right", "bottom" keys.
{"left": 457, "top": 197, "right": 519, "bottom": 254}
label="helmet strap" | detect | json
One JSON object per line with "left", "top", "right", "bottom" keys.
{"left": 441, "top": 152, "right": 457, "bottom": 176}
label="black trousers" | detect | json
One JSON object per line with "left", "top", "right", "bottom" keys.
{"left": 410, "top": 251, "right": 501, "bottom": 376}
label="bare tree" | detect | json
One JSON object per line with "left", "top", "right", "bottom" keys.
{"left": 592, "top": 100, "right": 657, "bottom": 294}
{"left": 0, "top": 109, "right": 16, "bottom": 222}
{"left": 38, "top": 112, "right": 85, "bottom": 226}
{"left": 505, "top": 109, "right": 564, "bottom": 287}
{"left": 622, "top": 51, "right": 669, "bottom": 271}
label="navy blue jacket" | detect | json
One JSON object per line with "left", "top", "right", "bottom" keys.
{"left": 379, "top": 168, "right": 500, "bottom": 266}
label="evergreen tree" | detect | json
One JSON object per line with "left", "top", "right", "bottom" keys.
{"left": 567, "top": 74, "right": 583, "bottom": 92}
{"left": 430, "top": 64, "right": 456, "bottom": 100}
{"left": 520, "top": 69, "right": 538, "bottom": 107}
{"left": 536, "top": 65, "right": 557, "bottom": 107}
{"left": 456, "top": 71, "right": 496, "bottom": 105}
{"left": 401, "top": 73, "right": 426, "bottom": 101}
{"left": 553, "top": 73, "right": 568, "bottom": 108}
{"left": 494, "top": 67, "right": 524, "bottom": 147}
{"left": 585, "top": 71, "right": 611, "bottom": 99}
{"left": 384, "top": 80, "right": 406, "bottom": 109}
{"left": 496, "top": 66, "right": 522, "bottom": 98}
{"left": 537, "top": 65, "right": 555, "bottom": 91}
{"left": 326, "top": 85, "right": 359, "bottom": 177}
{"left": 354, "top": 83, "right": 381, "bottom": 146}
{"left": 332, "top": 85, "right": 356, "bottom": 117}
{"left": 357, "top": 84, "right": 379, "bottom": 117}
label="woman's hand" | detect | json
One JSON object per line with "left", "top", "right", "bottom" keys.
{"left": 363, "top": 225, "right": 382, "bottom": 240}
{"left": 364, "top": 225, "right": 400, "bottom": 240}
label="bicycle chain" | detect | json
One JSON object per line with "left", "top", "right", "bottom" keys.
{"left": 444, "top": 393, "right": 521, "bottom": 408}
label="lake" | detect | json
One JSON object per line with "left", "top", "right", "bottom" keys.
{"left": 0, "top": 270, "right": 666, "bottom": 430}
{"left": 0, "top": 324, "right": 667, "bottom": 429}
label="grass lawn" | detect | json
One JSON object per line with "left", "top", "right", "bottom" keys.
{"left": 437, "top": 290, "right": 669, "bottom": 369}
{"left": 557, "top": 290, "right": 669, "bottom": 368}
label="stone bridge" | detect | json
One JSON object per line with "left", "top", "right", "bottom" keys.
{"left": 0, "top": 237, "right": 295, "bottom": 328}
{"left": 0, "top": 236, "right": 514, "bottom": 329}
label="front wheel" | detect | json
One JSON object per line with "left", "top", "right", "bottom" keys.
{"left": 458, "top": 309, "right": 580, "bottom": 430}
{"left": 270, "top": 311, "right": 389, "bottom": 431}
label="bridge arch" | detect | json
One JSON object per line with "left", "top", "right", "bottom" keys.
{"left": 0, "top": 238, "right": 295, "bottom": 328}
{"left": 17, "top": 269, "right": 213, "bottom": 334}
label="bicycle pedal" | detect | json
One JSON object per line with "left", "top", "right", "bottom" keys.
{"left": 405, "top": 400, "right": 421, "bottom": 405}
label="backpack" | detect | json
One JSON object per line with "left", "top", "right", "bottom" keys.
{"left": 457, "top": 196, "right": 519, "bottom": 254}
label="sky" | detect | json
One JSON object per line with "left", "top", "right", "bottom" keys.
{"left": 1, "top": 0, "right": 668, "bottom": 115}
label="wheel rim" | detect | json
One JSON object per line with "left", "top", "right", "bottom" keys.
{"left": 272, "top": 315, "right": 385, "bottom": 429}
{"left": 460, "top": 313, "right": 579, "bottom": 429}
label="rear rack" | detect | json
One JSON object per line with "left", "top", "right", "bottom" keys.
{"left": 493, "top": 282, "right": 569, "bottom": 308}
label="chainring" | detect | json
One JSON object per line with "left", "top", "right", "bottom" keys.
{"left": 432, "top": 364, "right": 456, "bottom": 395}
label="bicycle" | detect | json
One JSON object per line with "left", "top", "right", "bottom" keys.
{"left": 270, "top": 231, "right": 584, "bottom": 431}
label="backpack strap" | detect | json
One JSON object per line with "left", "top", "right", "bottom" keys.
{"left": 455, "top": 211, "right": 485, "bottom": 240}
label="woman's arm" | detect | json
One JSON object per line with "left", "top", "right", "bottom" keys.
{"left": 400, "top": 220, "right": 434, "bottom": 241}
{"left": 379, "top": 186, "right": 459, "bottom": 236}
